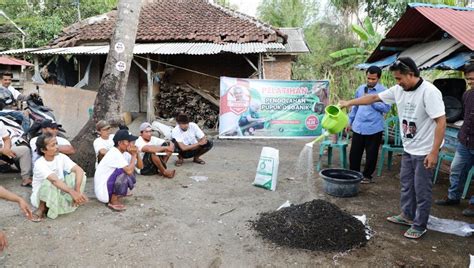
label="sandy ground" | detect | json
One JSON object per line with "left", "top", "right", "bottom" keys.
{"left": 0, "top": 139, "right": 473, "bottom": 267}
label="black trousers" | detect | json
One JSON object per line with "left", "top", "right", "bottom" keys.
{"left": 349, "top": 131, "right": 383, "bottom": 179}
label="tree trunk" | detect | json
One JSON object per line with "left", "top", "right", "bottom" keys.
{"left": 71, "top": 0, "right": 142, "bottom": 176}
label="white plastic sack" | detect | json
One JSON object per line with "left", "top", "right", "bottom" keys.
{"left": 428, "top": 215, "right": 474, "bottom": 237}
{"left": 151, "top": 121, "right": 173, "bottom": 140}
{"left": 253, "top": 147, "right": 279, "bottom": 191}
{"left": 470, "top": 255, "right": 474, "bottom": 268}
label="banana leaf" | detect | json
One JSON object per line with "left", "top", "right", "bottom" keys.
{"left": 351, "top": 24, "right": 368, "bottom": 41}
{"left": 363, "top": 17, "right": 375, "bottom": 37}
{"left": 329, "top": 47, "right": 366, "bottom": 58}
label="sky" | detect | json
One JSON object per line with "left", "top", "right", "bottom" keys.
{"left": 228, "top": 0, "right": 261, "bottom": 16}
{"left": 227, "top": 0, "right": 329, "bottom": 18}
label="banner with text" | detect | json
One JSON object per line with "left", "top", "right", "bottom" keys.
{"left": 219, "top": 77, "right": 330, "bottom": 138}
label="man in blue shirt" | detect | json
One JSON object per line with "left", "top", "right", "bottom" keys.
{"left": 348, "top": 66, "right": 391, "bottom": 183}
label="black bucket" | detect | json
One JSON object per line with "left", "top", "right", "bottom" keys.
{"left": 319, "top": 168, "right": 363, "bottom": 197}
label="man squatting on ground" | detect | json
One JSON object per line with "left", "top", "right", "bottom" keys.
{"left": 435, "top": 64, "right": 474, "bottom": 217}
{"left": 171, "top": 113, "right": 213, "bottom": 166}
{"left": 94, "top": 130, "right": 143, "bottom": 212}
{"left": 135, "top": 122, "right": 175, "bottom": 178}
{"left": 340, "top": 57, "right": 446, "bottom": 239}
{"left": 347, "top": 65, "right": 391, "bottom": 183}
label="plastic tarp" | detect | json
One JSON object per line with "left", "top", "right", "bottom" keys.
{"left": 433, "top": 52, "right": 473, "bottom": 70}
{"left": 356, "top": 54, "right": 398, "bottom": 70}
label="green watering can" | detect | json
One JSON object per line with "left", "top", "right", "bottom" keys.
{"left": 306, "top": 105, "right": 349, "bottom": 147}
{"left": 321, "top": 105, "right": 348, "bottom": 134}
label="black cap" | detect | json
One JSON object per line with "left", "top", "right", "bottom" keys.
{"left": 113, "top": 129, "right": 138, "bottom": 143}
{"left": 41, "top": 119, "right": 62, "bottom": 129}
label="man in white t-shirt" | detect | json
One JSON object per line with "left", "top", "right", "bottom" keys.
{"left": 94, "top": 129, "right": 140, "bottom": 212}
{"left": 93, "top": 120, "right": 114, "bottom": 165}
{"left": 339, "top": 57, "right": 446, "bottom": 239}
{"left": 171, "top": 113, "right": 213, "bottom": 166}
{"left": 30, "top": 120, "right": 75, "bottom": 165}
{"left": 135, "top": 122, "right": 175, "bottom": 178}
{"left": 0, "top": 121, "right": 32, "bottom": 187}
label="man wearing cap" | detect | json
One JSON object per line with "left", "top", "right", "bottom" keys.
{"left": 93, "top": 120, "right": 114, "bottom": 165}
{"left": 172, "top": 113, "right": 213, "bottom": 166}
{"left": 0, "top": 120, "right": 32, "bottom": 187}
{"left": 94, "top": 129, "right": 142, "bottom": 211}
{"left": 339, "top": 57, "right": 446, "bottom": 239}
{"left": 30, "top": 120, "right": 75, "bottom": 164}
{"left": 135, "top": 122, "right": 175, "bottom": 178}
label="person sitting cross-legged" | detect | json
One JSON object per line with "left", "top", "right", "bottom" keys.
{"left": 135, "top": 122, "right": 175, "bottom": 178}
{"left": 94, "top": 130, "right": 142, "bottom": 212}
{"left": 31, "top": 133, "right": 88, "bottom": 220}
{"left": 171, "top": 113, "right": 213, "bottom": 166}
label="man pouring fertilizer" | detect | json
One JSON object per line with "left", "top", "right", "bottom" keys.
{"left": 339, "top": 57, "right": 446, "bottom": 239}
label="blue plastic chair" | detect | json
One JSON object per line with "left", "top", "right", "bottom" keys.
{"left": 316, "top": 131, "right": 348, "bottom": 171}
{"left": 462, "top": 166, "right": 474, "bottom": 199}
{"left": 433, "top": 127, "right": 459, "bottom": 184}
{"left": 433, "top": 152, "right": 455, "bottom": 184}
{"left": 377, "top": 116, "right": 404, "bottom": 176}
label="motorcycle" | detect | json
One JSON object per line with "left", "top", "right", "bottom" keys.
{"left": 25, "top": 92, "right": 66, "bottom": 139}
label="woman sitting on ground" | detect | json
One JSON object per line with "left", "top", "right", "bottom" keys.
{"left": 31, "top": 133, "right": 88, "bottom": 219}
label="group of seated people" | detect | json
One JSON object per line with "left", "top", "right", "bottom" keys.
{"left": 0, "top": 112, "right": 213, "bottom": 225}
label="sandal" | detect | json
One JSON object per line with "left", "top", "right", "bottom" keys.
{"left": 404, "top": 227, "right": 427, "bottom": 239}
{"left": 107, "top": 203, "right": 126, "bottom": 212}
{"left": 387, "top": 214, "right": 413, "bottom": 226}
{"left": 30, "top": 211, "right": 44, "bottom": 222}
{"left": 360, "top": 178, "right": 373, "bottom": 184}
{"left": 21, "top": 179, "right": 33, "bottom": 187}
{"left": 175, "top": 159, "right": 184, "bottom": 167}
{"left": 193, "top": 158, "right": 206, "bottom": 165}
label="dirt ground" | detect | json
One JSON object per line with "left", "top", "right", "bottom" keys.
{"left": 0, "top": 139, "right": 473, "bottom": 267}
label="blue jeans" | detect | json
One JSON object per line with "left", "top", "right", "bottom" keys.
{"left": 0, "top": 110, "right": 30, "bottom": 133}
{"left": 447, "top": 143, "right": 474, "bottom": 204}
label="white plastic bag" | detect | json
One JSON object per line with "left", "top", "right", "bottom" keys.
{"left": 151, "top": 121, "right": 173, "bottom": 140}
{"left": 253, "top": 147, "right": 279, "bottom": 191}
{"left": 428, "top": 215, "right": 474, "bottom": 237}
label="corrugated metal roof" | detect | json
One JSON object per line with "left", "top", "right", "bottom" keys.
{"left": 0, "top": 56, "right": 33, "bottom": 66}
{"left": 278, "top": 28, "right": 310, "bottom": 53}
{"left": 398, "top": 38, "right": 462, "bottom": 69}
{"left": 0, "top": 43, "right": 286, "bottom": 56}
{"left": 366, "top": 4, "right": 474, "bottom": 63}
{"left": 415, "top": 5, "right": 474, "bottom": 50}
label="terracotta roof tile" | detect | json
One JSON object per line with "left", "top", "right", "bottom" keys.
{"left": 50, "top": 0, "right": 285, "bottom": 47}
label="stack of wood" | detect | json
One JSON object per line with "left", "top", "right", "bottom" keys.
{"left": 156, "top": 83, "right": 219, "bottom": 129}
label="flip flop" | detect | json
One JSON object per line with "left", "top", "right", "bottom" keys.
{"left": 107, "top": 203, "right": 126, "bottom": 212}
{"left": 30, "top": 211, "right": 44, "bottom": 223}
{"left": 404, "top": 227, "right": 427, "bottom": 239}
{"left": 360, "top": 178, "right": 373, "bottom": 184}
{"left": 163, "top": 170, "right": 176, "bottom": 179}
{"left": 21, "top": 180, "right": 33, "bottom": 187}
{"left": 193, "top": 158, "right": 206, "bottom": 165}
{"left": 175, "top": 159, "right": 183, "bottom": 167}
{"left": 387, "top": 214, "right": 413, "bottom": 226}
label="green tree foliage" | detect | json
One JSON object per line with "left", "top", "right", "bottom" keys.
{"left": 0, "top": 0, "right": 117, "bottom": 49}
{"left": 257, "top": 0, "right": 318, "bottom": 27}
{"left": 329, "top": 17, "right": 381, "bottom": 67}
